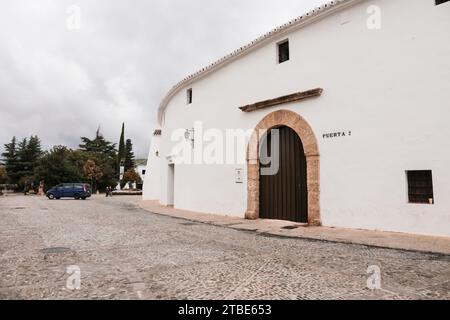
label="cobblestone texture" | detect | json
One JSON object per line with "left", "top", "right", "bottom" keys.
{"left": 0, "top": 195, "right": 449, "bottom": 300}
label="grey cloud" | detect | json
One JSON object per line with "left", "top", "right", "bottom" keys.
{"left": 0, "top": 0, "right": 326, "bottom": 158}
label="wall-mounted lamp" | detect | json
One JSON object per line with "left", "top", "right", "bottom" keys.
{"left": 155, "top": 150, "right": 159, "bottom": 157}
{"left": 185, "top": 128, "right": 195, "bottom": 148}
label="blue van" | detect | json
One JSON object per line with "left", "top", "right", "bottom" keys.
{"left": 46, "top": 183, "right": 92, "bottom": 200}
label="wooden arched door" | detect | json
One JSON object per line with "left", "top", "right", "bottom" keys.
{"left": 259, "top": 126, "right": 308, "bottom": 223}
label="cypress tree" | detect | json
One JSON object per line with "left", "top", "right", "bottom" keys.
{"left": 124, "top": 139, "right": 135, "bottom": 171}
{"left": 117, "top": 123, "right": 125, "bottom": 175}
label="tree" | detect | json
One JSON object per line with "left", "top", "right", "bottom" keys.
{"left": 34, "top": 146, "right": 86, "bottom": 190}
{"left": 34, "top": 145, "right": 116, "bottom": 193}
{"left": 27, "top": 136, "right": 43, "bottom": 160}
{"left": 79, "top": 128, "right": 117, "bottom": 159}
{"left": 83, "top": 160, "right": 103, "bottom": 193}
{"left": 2, "top": 135, "right": 43, "bottom": 189}
{"left": 79, "top": 128, "right": 118, "bottom": 191}
{"left": 123, "top": 168, "right": 141, "bottom": 184}
{"left": 0, "top": 165, "right": 8, "bottom": 184}
{"left": 1, "top": 137, "right": 18, "bottom": 184}
{"left": 117, "top": 123, "right": 125, "bottom": 176}
{"left": 124, "top": 139, "right": 135, "bottom": 171}
{"left": 15, "top": 135, "right": 43, "bottom": 190}
{"left": 15, "top": 137, "right": 28, "bottom": 178}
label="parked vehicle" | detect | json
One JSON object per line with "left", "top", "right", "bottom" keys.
{"left": 46, "top": 183, "right": 92, "bottom": 200}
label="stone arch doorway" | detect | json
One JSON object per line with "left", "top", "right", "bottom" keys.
{"left": 260, "top": 126, "right": 308, "bottom": 223}
{"left": 246, "top": 110, "right": 321, "bottom": 225}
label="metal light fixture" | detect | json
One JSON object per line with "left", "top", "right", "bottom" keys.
{"left": 184, "top": 129, "right": 191, "bottom": 141}
{"left": 185, "top": 128, "right": 195, "bottom": 148}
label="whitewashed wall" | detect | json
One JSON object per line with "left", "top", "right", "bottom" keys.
{"left": 143, "top": 134, "right": 162, "bottom": 201}
{"left": 145, "top": 0, "right": 450, "bottom": 237}
{"left": 136, "top": 165, "right": 147, "bottom": 182}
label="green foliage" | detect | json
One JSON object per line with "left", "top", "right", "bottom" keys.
{"left": 34, "top": 146, "right": 87, "bottom": 190}
{"left": 1, "top": 136, "right": 18, "bottom": 184}
{"left": 79, "top": 128, "right": 117, "bottom": 159}
{"left": 16, "top": 136, "right": 43, "bottom": 187}
{"left": 124, "top": 139, "right": 135, "bottom": 171}
{"left": 34, "top": 145, "right": 117, "bottom": 192}
{"left": 2, "top": 129, "right": 120, "bottom": 192}
{"left": 1, "top": 135, "right": 43, "bottom": 189}
{"left": 78, "top": 128, "right": 118, "bottom": 191}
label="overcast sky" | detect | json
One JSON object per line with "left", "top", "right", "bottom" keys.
{"left": 0, "top": 0, "right": 327, "bottom": 158}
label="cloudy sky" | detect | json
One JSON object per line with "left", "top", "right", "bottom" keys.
{"left": 0, "top": 0, "right": 327, "bottom": 158}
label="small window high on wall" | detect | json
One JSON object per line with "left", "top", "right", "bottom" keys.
{"left": 407, "top": 170, "right": 434, "bottom": 204}
{"left": 187, "top": 88, "right": 193, "bottom": 104}
{"left": 436, "top": 0, "right": 449, "bottom": 5}
{"left": 278, "top": 40, "right": 289, "bottom": 64}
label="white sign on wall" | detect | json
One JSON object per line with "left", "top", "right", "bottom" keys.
{"left": 235, "top": 169, "right": 243, "bottom": 184}
{"left": 322, "top": 131, "right": 352, "bottom": 139}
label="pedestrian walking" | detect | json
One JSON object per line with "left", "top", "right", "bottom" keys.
{"left": 105, "top": 186, "right": 113, "bottom": 197}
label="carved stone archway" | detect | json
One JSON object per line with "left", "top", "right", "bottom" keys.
{"left": 246, "top": 110, "right": 321, "bottom": 225}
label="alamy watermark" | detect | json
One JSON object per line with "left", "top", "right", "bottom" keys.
{"left": 168, "top": 121, "right": 281, "bottom": 176}
{"left": 66, "top": 265, "right": 81, "bottom": 290}
{"left": 367, "top": 265, "right": 382, "bottom": 290}
{"left": 66, "top": 5, "right": 82, "bottom": 30}
{"left": 366, "top": 5, "right": 382, "bottom": 30}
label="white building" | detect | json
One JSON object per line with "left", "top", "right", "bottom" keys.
{"left": 135, "top": 159, "right": 148, "bottom": 182}
{"left": 144, "top": 0, "right": 450, "bottom": 237}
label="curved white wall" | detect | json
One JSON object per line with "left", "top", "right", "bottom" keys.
{"left": 143, "top": 134, "right": 162, "bottom": 201}
{"left": 146, "top": 0, "right": 450, "bottom": 237}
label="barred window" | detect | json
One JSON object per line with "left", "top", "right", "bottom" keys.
{"left": 278, "top": 40, "right": 289, "bottom": 64}
{"left": 187, "top": 88, "right": 193, "bottom": 105}
{"left": 407, "top": 171, "right": 434, "bottom": 204}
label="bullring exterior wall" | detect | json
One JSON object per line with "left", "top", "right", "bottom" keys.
{"left": 144, "top": 0, "right": 450, "bottom": 237}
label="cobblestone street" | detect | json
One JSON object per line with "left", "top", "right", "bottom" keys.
{"left": 0, "top": 195, "right": 449, "bottom": 300}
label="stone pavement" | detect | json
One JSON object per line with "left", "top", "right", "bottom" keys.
{"left": 1, "top": 195, "right": 449, "bottom": 300}
{"left": 140, "top": 201, "right": 450, "bottom": 255}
